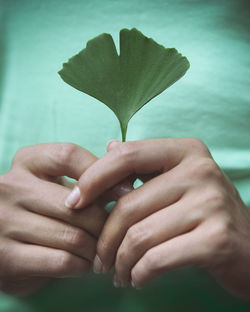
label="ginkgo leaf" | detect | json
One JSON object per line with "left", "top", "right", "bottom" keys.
{"left": 58, "top": 28, "right": 190, "bottom": 141}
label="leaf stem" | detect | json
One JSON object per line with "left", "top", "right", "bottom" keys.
{"left": 119, "top": 121, "right": 128, "bottom": 142}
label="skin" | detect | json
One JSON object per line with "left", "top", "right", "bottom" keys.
{"left": 73, "top": 138, "right": 250, "bottom": 301}
{"left": 0, "top": 142, "right": 110, "bottom": 297}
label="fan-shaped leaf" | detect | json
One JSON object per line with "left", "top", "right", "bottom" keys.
{"left": 58, "top": 28, "right": 190, "bottom": 141}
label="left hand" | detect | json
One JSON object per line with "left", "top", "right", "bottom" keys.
{"left": 70, "top": 138, "right": 250, "bottom": 300}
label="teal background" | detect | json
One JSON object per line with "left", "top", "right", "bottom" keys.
{"left": 0, "top": 0, "right": 250, "bottom": 311}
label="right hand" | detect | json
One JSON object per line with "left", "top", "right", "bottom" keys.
{"left": 0, "top": 143, "right": 109, "bottom": 297}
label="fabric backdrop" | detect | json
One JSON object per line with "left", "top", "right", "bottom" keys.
{"left": 0, "top": 0, "right": 250, "bottom": 311}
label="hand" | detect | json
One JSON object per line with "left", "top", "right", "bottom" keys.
{"left": 71, "top": 138, "right": 250, "bottom": 301}
{"left": 0, "top": 143, "right": 108, "bottom": 297}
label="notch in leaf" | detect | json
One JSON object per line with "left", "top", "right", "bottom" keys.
{"left": 58, "top": 28, "right": 190, "bottom": 141}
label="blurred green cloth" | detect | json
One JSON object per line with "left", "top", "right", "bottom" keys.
{"left": 0, "top": 0, "right": 250, "bottom": 311}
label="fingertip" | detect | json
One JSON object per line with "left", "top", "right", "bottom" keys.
{"left": 131, "top": 281, "right": 142, "bottom": 290}
{"left": 106, "top": 140, "right": 121, "bottom": 152}
{"left": 64, "top": 185, "right": 81, "bottom": 209}
{"left": 93, "top": 255, "right": 104, "bottom": 274}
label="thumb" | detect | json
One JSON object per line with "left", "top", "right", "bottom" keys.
{"left": 66, "top": 140, "right": 134, "bottom": 209}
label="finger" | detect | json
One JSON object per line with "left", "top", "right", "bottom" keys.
{"left": 0, "top": 277, "right": 52, "bottom": 297}
{"left": 12, "top": 142, "right": 97, "bottom": 181}
{"left": 12, "top": 142, "right": 134, "bottom": 210}
{"left": 8, "top": 209, "right": 97, "bottom": 262}
{"left": 106, "top": 140, "right": 121, "bottom": 151}
{"left": 114, "top": 194, "right": 200, "bottom": 286}
{"left": 131, "top": 228, "right": 206, "bottom": 288}
{"left": 19, "top": 177, "right": 108, "bottom": 238}
{"left": 107, "top": 140, "right": 160, "bottom": 186}
{"left": 94, "top": 164, "right": 188, "bottom": 272}
{"left": 100, "top": 140, "right": 134, "bottom": 202}
{"left": 3, "top": 239, "right": 90, "bottom": 278}
{"left": 74, "top": 138, "right": 186, "bottom": 209}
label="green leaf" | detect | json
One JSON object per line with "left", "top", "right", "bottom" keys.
{"left": 58, "top": 28, "right": 190, "bottom": 141}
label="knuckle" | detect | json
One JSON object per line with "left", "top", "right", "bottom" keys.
{"left": 142, "top": 250, "right": 160, "bottom": 273}
{"left": 204, "top": 187, "right": 227, "bottom": 213}
{"left": 131, "top": 250, "right": 161, "bottom": 285}
{"left": 62, "top": 228, "right": 86, "bottom": 250}
{"left": 114, "top": 141, "right": 136, "bottom": 165}
{"left": 204, "top": 218, "right": 233, "bottom": 266}
{"left": 115, "top": 194, "right": 134, "bottom": 219}
{"left": 183, "top": 137, "right": 209, "bottom": 154}
{"left": 126, "top": 224, "right": 148, "bottom": 251}
{"left": 55, "top": 251, "right": 75, "bottom": 275}
{"left": 191, "top": 158, "right": 222, "bottom": 180}
{"left": 48, "top": 143, "right": 78, "bottom": 169}
{"left": 214, "top": 221, "right": 231, "bottom": 249}
{"left": 12, "top": 146, "right": 30, "bottom": 165}
{"left": 116, "top": 247, "right": 127, "bottom": 265}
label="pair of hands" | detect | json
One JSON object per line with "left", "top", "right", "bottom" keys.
{"left": 0, "top": 138, "right": 250, "bottom": 301}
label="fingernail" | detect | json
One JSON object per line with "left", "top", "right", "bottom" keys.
{"left": 131, "top": 281, "right": 141, "bottom": 290}
{"left": 64, "top": 186, "right": 81, "bottom": 209}
{"left": 93, "top": 255, "right": 103, "bottom": 274}
{"left": 113, "top": 275, "right": 121, "bottom": 288}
